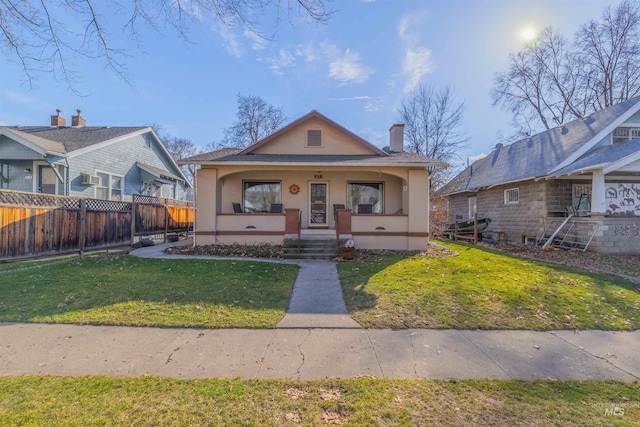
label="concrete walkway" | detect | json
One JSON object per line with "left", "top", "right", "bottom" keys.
{"left": 2, "top": 240, "right": 637, "bottom": 381}
{"left": 277, "top": 260, "right": 361, "bottom": 329}
{"left": 131, "top": 240, "right": 360, "bottom": 329}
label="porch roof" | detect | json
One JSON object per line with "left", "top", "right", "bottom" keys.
{"left": 137, "top": 162, "right": 185, "bottom": 183}
{"left": 551, "top": 139, "right": 640, "bottom": 176}
{"left": 179, "top": 151, "right": 447, "bottom": 169}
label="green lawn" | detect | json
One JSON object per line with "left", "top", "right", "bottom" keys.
{"left": 0, "top": 376, "right": 637, "bottom": 426}
{"left": 338, "top": 241, "right": 640, "bottom": 330}
{"left": 0, "top": 255, "right": 298, "bottom": 328}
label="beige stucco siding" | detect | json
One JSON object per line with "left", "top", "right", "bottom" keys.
{"left": 251, "top": 118, "right": 377, "bottom": 155}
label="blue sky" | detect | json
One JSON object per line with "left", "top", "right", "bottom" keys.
{"left": 0, "top": 0, "right": 620, "bottom": 169}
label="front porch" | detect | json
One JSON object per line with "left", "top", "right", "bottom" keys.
{"left": 194, "top": 167, "right": 432, "bottom": 250}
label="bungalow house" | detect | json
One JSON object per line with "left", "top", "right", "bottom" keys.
{"left": 439, "top": 97, "right": 640, "bottom": 254}
{"left": 179, "top": 110, "right": 447, "bottom": 251}
{"left": 0, "top": 110, "right": 190, "bottom": 201}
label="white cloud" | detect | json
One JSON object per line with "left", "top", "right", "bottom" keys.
{"left": 243, "top": 28, "right": 266, "bottom": 51}
{"left": 269, "top": 48, "right": 297, "bottom": 75}
{"left": 364, "top": 99, "right": 383, "bottom": 112}
{"left": 329, "top": 96, "right": 375, "bottom": 101}
{"left": 328, "top": 49, "right": 372, "bottom": 84}
{"left": 398, "top": 11, "right": 434, "bottom": 92}
{"left": 217, "top": 26, "right": 244, "bottom": 57}
{"left": 402, "top": 47, "right": 434, "bottom": 92}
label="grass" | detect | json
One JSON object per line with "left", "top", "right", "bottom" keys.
{"left": 0, "top": 255, "right": 79, "bottom": 273}
{"left": 0, "top": 376, "right": 637, "bottom": 426}
{"left": 338, "top": 241, "right": 640, "bottom": 330}
{"left": 0, "top": 255, "right": 298, "bottom": 328}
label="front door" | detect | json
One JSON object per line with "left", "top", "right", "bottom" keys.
{"left": 38, "top": 165, "right": 57, "bottom": 194}
{"left": 309, "top": 182, "right": 328, "bottom": 227}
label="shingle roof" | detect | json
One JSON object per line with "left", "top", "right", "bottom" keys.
{"left": 179, "top": 151, "right": 446, "bottom": 167}
{"left": 1, "top": 126, "right": 148, "bottom": 153}
{"left": 179, "top": 148, "right": 241, "bottom": 162}
{"left": 439, "top": 97, "right": 640, "bottom": 195}
{"left": 552, "top": 139, "right": 640, "bottom": 176}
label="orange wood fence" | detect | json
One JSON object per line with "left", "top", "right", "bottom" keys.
{"left": 0, "top": 190, "right": 193, "bottom": 260}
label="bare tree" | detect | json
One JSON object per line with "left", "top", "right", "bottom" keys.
{"left": 152, "top": 124, "right": 202, "bottom": 185}
{"left": 492, "top": 0, "right": 640, "bottom": 135}
{"left": 492, "top": 27, "right": 587, "bottom": 133}
{"left": 575, "top": 0, "right": 640, "bottom": 109}
{"left": 0, "top": 0, "right": 332, "bottom": 89}
{"left": 398, "top": 84, "right": 467, "bottom": 174}
{"left": 221, "top": 94, "right": 287, "bottom": 148}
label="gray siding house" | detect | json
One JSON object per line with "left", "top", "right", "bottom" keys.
{"left": 440, "top": 97, "right": 640, "bottom": 254}
{"left": 0, "top": 111, "right": 189, "bottom": 200}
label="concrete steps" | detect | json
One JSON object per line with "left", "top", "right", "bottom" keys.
{"left": 283, "top": 234, "right": 340, "bottom": 260}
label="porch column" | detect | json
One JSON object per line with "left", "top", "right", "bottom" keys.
{"left": 590, "top": 169, "right": 606, "bottom": 215}
{"left": 195, "top": 167, "right": 218, "bottom": 245}
{"left": 407, "top": 169, "right": 430, "bottom": 250}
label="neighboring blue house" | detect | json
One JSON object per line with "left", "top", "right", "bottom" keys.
{"left": 0, "top": 110, "right": 189, "bottom": 200}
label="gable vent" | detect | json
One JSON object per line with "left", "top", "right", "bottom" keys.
{"left": 307, "top": 130, "right": 322, "bottom": 147}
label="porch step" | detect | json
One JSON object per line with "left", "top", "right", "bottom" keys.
{"left": 283, "top": 236, "right": 340, "bottom": 260}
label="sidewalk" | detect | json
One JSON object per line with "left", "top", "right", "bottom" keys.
{"left": 1, "top": 323, "right": 638, "bottom": 381}
{"left": 1, "top": 240, "right": 637, "bottom": 382}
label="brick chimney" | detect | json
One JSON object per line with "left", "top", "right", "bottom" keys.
{"left": 72, "top": 109, "right": 86, "bottom": 127}
{"left": 389, "top": 123, "right": 405, "bottom": 152}
{"left": 50, "top": 109, "right": 66, "bottom": 127}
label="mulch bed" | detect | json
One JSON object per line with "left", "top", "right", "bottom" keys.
{"left": 165, "top": 243, "right": 284, "bottom": 259}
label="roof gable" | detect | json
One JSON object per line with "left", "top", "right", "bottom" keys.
{"left": 238, "top": 111, "right": 388, "bottom": 157}
{"left": 0, "top": 127, "right": 67, "bottom": 155}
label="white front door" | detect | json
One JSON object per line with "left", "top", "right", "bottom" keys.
{"left": 309, "top": 182, "right": 328, "bottom": 227}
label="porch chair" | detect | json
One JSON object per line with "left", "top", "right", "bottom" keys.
{"left": 357, "top": 204, "right": 373, "bottom": 214}
{"left": 232, "top": 202, "right": 243, "bottom": 213}
{"left": 333, "top": 204, "right": 345, "bottom": 215}
{"left": 269, "top": 203, "right": 283, "bottom": 213}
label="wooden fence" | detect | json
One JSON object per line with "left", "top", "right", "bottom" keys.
{"left": 0, "top": 190, "right": 194, "bottom": 260}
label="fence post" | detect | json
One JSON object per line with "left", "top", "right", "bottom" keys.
{"left": 131, "top": 197, "right": 136, "bottom": 246}
{"left": 163, "top": 198, "right": 169, "bottom": 243}
{"left": 79, "top": 199, "right": 86, "bottom": 259}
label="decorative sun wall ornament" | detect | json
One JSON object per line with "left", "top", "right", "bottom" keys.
{"left": 289, "top": 184, "right": 300, "bottom": 195}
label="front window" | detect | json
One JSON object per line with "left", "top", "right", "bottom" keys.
{"left": 243, "top": 181, "right": 281, "bottom": 212}
{"left": 347, "top": 182, "right": 384, "bottom": 214}
{"left": 95, "top": 172, "right": 124, "bottom": 200}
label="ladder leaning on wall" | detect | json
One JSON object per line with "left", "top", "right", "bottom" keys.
{"left": 537, "top": 215, "right": 600, "bottom": 252}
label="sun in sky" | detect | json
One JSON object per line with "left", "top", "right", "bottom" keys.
{"left": 520, "top": 26, "right": 538, "bottom": 42}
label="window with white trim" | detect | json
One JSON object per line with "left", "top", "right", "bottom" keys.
{"left": 504, "top": 188, "right": 519, "bottom": 204}
{"left": 612, "top": 127, "right": 640, "bottom": 143}
{"left": 468, "top": 195, "right": 477, "bottom": 218}
{"left": 95, "top": 172, "right": 124, "bottom": 201}
{"left": 0, "top": 163, "right": 7, "bottom": 189}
